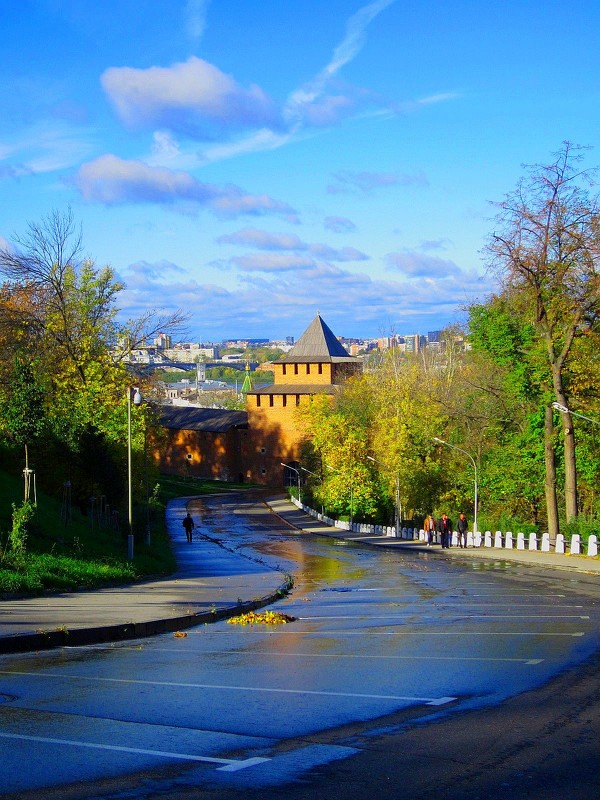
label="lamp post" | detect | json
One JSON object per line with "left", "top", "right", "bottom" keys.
{"left": 367, "top": 455, "right": 401, "bottom": 537}
{"left": 433, "top": 437, "right": 478, "bottom": 535}
{"left": 128, "top": 386, "right": 142, "bottom": 560}
{"left": 281, "top": 463, "right": 301, "bottom": 504}
{"left": 552, "top": 402, "right": 600, "bottom": 427}
{"left": 301, "top": 466, "right": 323, "bottom": 514}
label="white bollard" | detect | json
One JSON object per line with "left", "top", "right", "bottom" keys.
{"left": 556, "top": 533, "right": 565, "bottom": 554}
{"left": 570, "top": 534, "right": 581, "bottom": 555}
{"left": 474, "top": 531, "right": 482, "bottom": 548}
{"left": 494, "top": 531, "right": 503, "bottom": 548}
{"left": 466, "top": 532, "right": 474, "bottom": 547}
{"left": 541, "top": 533, "right": 550, "bottom": 552}
{"left": 484, "top": 531, "right": 492, "bottom": 547}
{"left": 516, "top": 532, "right": 526, "bottom": 550}
{"left": 528, "top": 532, "right": 538, "bottom": 551}
{"left": 587, "top": 535, "right": 598, "bottom": 557}
{"left": 505, "top": 531, "right": 514, "bottom": 549}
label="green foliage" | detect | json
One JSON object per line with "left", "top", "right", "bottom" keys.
{"left": 2, "top": 357, "right": 47, "bottom": 446}
{"left": 8, "top": 500, "right": 35, "bottom": 557}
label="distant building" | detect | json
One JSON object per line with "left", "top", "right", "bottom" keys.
{"left": 153, "top": 314, "right": 361, "bottom": 486}
{"left": 154, "top": 333, "right": 172, "bottom": 350}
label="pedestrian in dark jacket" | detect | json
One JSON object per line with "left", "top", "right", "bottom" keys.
{"left": 437, "top": 514, "right": 453, "bottom": 549}
{"left": 183, "top": 512, "right": 195, "bottom": 543}
{"left": 457, "top": 512, "right": 468, "bottom": 548}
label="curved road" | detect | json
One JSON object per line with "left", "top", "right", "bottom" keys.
{"left": 0, "top": 492, "right": 599, "bottom": 799}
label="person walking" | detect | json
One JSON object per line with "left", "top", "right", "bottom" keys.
{"left": 424, "top": 514, "right": 436, "bottom": 546}
{"left": 457, "top": 512, "right": 468, "bottom": 548}
{"left": 182, "top": 512, "right": 195, "bottom": 543}
{"left": 437, "top": 513, "right": 453, "bottom": 549}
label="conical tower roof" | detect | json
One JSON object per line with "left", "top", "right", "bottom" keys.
{"left": 241, "top": 361, "right": 254, "bottom": 393}
{"left": 277, "top": 314, "right": 357, "bottom": 363}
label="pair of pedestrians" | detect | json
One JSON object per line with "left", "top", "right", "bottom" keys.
{"left": 426, "top": 512, "right": 469, "bottom": 548}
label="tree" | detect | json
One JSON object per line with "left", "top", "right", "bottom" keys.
{"left": 0, "top": 209, "right": 185, "bottom": 518}
{"left": 487, "top": 142, "right": 600, "bottom": 525}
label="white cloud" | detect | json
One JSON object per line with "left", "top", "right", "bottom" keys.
{"left": 386, "top": 251, "right": 462, "bottom": 278}
{"left": 101, "top": 56, "right": 280, "bottom": 136}
{"left": 216, "top": 227, "right": 368, "bottom": 262}
{"left": 74, "top": 154, "right": 297, "bottom": 219}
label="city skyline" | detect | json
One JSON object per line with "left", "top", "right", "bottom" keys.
{"left": 2, "top": 1, "right": 600, "bottom": 340}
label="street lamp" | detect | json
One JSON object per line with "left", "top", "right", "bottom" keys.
{"left": 128, "top": 386, "right": 142, "bottom": 560}
{"left": 433, "top": 437, "right": 478, "bottom": 535}
{"left": 552, "top": 402, "right": 600, "bottom": 427}
{"left": 367, "top": 455, "right": 401, "bottom": 537}
{"left": 326, "top": 463, "right": 354, "bottom": 527}
{"left": 281, "top": 463, "right": 301, "bottom": 504}
{"left": 301, "top": 466, "right": 324, "bottom": 514}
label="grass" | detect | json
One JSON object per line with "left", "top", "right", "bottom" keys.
{"left": 0, "top": 471, "right": 253, "bottom": 596}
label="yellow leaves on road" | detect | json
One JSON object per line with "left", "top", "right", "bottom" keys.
{"left": 227, "top": 610, "right": 296, "bottom": 626}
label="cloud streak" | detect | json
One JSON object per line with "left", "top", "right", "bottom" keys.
{"left": 74, "top": 155, "right": 297, "bottom": 219}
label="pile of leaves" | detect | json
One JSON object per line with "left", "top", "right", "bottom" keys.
{"left": 227, "top": 610, "right": 296, "bottom": 626}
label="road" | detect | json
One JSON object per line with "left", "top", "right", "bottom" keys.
{"left": 0, "top": 492, "right": 599, "bottom": 799}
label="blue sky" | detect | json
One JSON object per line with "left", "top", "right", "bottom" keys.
{"left": 2, "top": 0, "right": 600, "bottom": 342}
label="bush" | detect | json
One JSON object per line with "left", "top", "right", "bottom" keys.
{"left": 9, "top": 500, "right": 36, "bottom": 557}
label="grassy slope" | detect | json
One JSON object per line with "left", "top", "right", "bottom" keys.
{"left": 0, "top": 472, "right": 249, "bottom": 596}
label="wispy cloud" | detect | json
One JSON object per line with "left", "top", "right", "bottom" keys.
{"left": 74, "top": 154, "right": 297, "bottom": 219}
{"left": 185, "top": 0, "right": 210, "bottom": 44}
{"left": 119, "top": 255, "right": 492, "bottom": 339}
{"left": 217, "top": 227, "right": 368, "bottom": 262}
{"left": 324, "top": 216, "right": 357, "bottom": 233}
{"left": 327, "top": 170, "right": 427, "bottom": 195}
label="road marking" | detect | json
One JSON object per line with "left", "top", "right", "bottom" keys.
{"left": 115, "top": 646, "right": 545, "bottom": 664}
{"left": 0, "top": 731, "right": 268, "bottom": 771}
{"left": 273, "top": 630, "right": 586, "bottom": 637}
{"left": 295, "top": 614, "right": 590, "bottom": 620}
{"left": 0, "top": 671, "right": 455, "bottom": 706}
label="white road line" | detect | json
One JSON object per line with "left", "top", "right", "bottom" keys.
{"left": 115, "top": 646, "right": 544, "bottom": 664}
{"left": 273, "top": 630, "right": 586, "bottom": 637}
{"left": 0, "top": 731, "right": 269, "bottom": 771}
{"left": 294, "top": 615, "right": 590, "bottom": 620}
{"left": 0, "top": 671, "right": 455, "bottom": 706}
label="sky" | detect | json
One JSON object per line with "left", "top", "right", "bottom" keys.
{"left": 2, "top": 0, "right": 600, "bottom": 343}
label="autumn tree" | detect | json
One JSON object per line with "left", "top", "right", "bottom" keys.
{"left": 487, "top": 142, "right": 600, "bottom": 526}
{"left": 0, "top": 209, "right": 186, "bottom": 512}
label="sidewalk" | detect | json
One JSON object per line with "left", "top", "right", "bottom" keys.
{"left": 265, "top": 495, "right": 600, "bottom": 575}
{"left": 0, "top": 498, "right": 290, "bottom": 655}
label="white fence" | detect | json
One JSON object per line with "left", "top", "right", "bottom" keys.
{"left": 289, "top": 498, "right": 598, "bottom": 559}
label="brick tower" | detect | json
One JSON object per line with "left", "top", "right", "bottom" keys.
{"left": 243, "top": 314, "right": 361, "bottom": 485}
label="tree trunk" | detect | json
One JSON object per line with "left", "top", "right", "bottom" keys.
{"left": 544, "top": 404, "right": 560, "bottom": 539}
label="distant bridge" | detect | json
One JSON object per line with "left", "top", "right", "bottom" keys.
{"left": 133, "top": 360, "right": 260, "bottom": 373}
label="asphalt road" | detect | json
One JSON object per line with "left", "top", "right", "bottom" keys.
{"left": 0, "top": 493, "right": 599, "bottom": 799}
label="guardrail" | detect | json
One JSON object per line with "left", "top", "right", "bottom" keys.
{"left": 289, "top": 498, "right": 598, "bottom": 558}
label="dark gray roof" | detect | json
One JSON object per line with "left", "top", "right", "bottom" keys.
{"left": 276, "top": 314, "right": 358, "bottom": 363}
{"left": 247, "top": 383, "right": 340, "bottom": 396}
{"left": 158, "top": 405, "right": 248, "bottom": 432}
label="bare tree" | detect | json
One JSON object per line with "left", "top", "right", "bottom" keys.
{"left": 0, "top": 209, "right": 188, "bottom": 383}
{"left": 488, "top": 142, "right": 600, "bottom": 527}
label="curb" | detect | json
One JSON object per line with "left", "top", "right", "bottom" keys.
{"left": 0, "top": 578, "right": 293, "bottom": 655}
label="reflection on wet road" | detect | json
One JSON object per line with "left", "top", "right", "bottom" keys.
{"left": 0, "top": 492, "right": 598, "bottom": 797}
